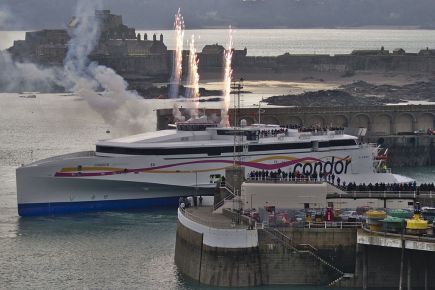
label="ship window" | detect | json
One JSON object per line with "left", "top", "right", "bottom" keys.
{"left": 330, "top": 139, "right": 357, "bottom": 146}
{"left": 96, "top": 142, "right": 312, "bottom": 156}
{"left": 246, "top": 131, "right": 259, "bottom": 141}
{"left": 319, "top": 139, "right": 357, "bottom": 148}
{"left": 216, "top": 129, "right": 259, "bottom": 140}
{"left": 177, "top": 124, "right": 217, "bottom": 131}
{"left": 217, "top": 130, "right": 235, "bottom": 135}
{"left": 207, "top": 147, "right": 222, "bottom": 156}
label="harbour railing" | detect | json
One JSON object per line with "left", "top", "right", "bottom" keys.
{"left": 360, "top": 227, "right": 435, "bottom": 243}
{"left": 305, "top": 221, "right": 363, "bottom": 229}
{"left": 245, "top": 177, "right": 323, "bottom": 184}
{"left": 254, "top": 220, "right": 363, "bottom": 230}
{"left": 328, "top": 191, "right": 435, "bottom": 200}
{"left": 179, "top": 207, "right": 245, "bottom": 229}
{"left": 213, "top": 191, "right": 237, "bottom": 211}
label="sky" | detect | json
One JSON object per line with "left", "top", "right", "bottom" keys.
{"left": 1, "top": 0, "right": 435, "bottom": 30}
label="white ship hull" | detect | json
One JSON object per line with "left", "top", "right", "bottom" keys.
{"left": 16, "top": 145, "right": 411, "bottom": 216}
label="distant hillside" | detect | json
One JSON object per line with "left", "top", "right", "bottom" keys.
{"left": 1, "top": 0, "right": 435, "bottom": 30}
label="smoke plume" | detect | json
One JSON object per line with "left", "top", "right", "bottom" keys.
{"left": 0, "top": 52, "right": 63, "bottom": 92}
{"left": 0, "top": 1, "right": 153, "bottom": 135}
{"left": 63, "top": 0, "right": 153, "bottom": 135}
{"left": 0, "top": 5, "right": 12, "bottom": 29}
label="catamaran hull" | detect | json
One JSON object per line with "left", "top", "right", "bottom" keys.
{"left": 16, "top": 145, "right": 411, "bottom": 216}
{"left": 16, "top": 174, "right": 216, "bottom": 216}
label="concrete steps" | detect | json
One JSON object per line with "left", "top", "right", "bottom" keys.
{"left": 264, "top": 227, "right": 348, "bottom": 287}
{"left": 328, "top": 273, "right": 354, "bottom": 287}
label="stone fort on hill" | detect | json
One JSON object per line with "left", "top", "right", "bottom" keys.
{"left": 7, "top": 9, "right": 435, "bottom": 89}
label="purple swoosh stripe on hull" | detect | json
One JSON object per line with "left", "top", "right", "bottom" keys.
{"left": 55, "top": 157, "right": 324, "bottom": 177}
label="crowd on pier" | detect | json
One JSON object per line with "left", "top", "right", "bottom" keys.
{"left": 248, "top": 169, "right": 338, "bottom": 183}
{"left": 247, "top": 169, "right": 435, "bottom": 193}
{"left": 340, "top": 181, "right": 435, "bottom": 193}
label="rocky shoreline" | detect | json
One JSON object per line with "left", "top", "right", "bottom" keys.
{"left": 264, "top": 81, "right": 435, "bottom": 106}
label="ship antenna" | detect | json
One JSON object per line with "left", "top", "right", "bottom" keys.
{"left": 231, "top": 78, "right": 244, "bottom": 168}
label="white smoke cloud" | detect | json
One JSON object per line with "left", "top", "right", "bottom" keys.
{"left": 63, "top": 0, "right": 153, "bottom": 135}
{"left": 0, "top": 6, "right": 11, "bottom": 29}
{"left": 0, "top": 0, "right": 154, "bottom": 136}
{"left": 0, "top": 51, "right": 63, "bottom": 92}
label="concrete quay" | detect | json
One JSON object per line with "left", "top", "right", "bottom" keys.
{"left": 175, "top": 203, "right": 435, "bottom": 289}
{"left": 175, "top": 174, "right": 435, "bottom": 288}
{"left": 338, "top": 229, "right": 435, "bottom": 290}
{"left": 175, "top": 205, "right": 355, "bottom": 287}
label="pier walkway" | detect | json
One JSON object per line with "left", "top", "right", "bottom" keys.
{"left": 181, "top": 206, "right": 246, "bottom": 229}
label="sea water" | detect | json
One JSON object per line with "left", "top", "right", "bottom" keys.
{"left": 0, "top": 92, "right": 434, "bottom": 289}
{"left": 3, "top": 28, "right": 435, "bottom": 55}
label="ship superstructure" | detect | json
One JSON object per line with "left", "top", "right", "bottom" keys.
{"left": 16, "top": 117, "right": 412, "bottom": 216}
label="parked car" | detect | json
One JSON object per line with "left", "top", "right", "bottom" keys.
{"left": 340, "top": 210, "right": 365, "bottom": 222}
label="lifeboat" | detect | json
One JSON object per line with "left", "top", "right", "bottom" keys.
{"left": 406, "top": 202, "right": 428, "bottom": 235}
{"left": 366, "top": 210, "right": 386, "bottom": 231}
{"left": 382, "top": 216, "right": 405, "bottom": 233}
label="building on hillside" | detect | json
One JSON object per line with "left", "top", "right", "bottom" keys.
{"left": 7, "top": 10, "right": 169, "bottom": 78}
{"left": 198, "top": 44, "right": 247, "bottom": 67}
{"left": 392, "top": 48, "right": 406, "bottom": 55}
{"left": 8, "top": 29, "right": 69, "bottom": 65}
{"left": 418, "top": 47, "right": 435, "bottom": 56}
{"left": 351, "top": 46, "right": 390, "bottom": 56}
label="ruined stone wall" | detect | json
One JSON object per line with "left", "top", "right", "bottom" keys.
{"left": 227, "top": 54, "right": 435, "bottom": 74}
{"left": 94, "top": 54, "right": 169, "bottom": 76}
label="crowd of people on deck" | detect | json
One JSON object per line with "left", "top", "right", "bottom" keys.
{"left": 247, "top": 169, "right": 435, "bottom": 193}
{"left": 283, "top": 124, "right": 345, "bottom": 133}
{"left": 258, "top": 124, "right": 346, "bottom": 138}
{"left": 260, "top": 128, "right": 288, "bottom": 138}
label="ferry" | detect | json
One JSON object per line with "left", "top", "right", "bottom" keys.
{"left": 16, "top": 116, "right": 412, "bottom": 216}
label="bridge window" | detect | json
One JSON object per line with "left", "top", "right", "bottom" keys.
{"left": 319, "top": 139, "right": 357, "bottom": 148}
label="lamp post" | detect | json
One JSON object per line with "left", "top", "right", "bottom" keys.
{"left": 253, "top": 98, "right": 265, "bottom": 124}
{"left": 195, "top": 171, "right": 198, "bottom": 196}
{"left": 250, "top": 193, "right": 255, "bottom": 210}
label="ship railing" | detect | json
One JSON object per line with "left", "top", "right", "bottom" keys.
{"left": 213, "top": 191, "right": 237, "bottom": 211}
{"left": 27, "top": 150, "right": 96, "bottom": 166}
{"left": 359, "top": 143, "right": 378, "bottom": 149}
{"left": 305, "top": 221, "right": 363, "bottom": 229}
{"left": 327, "top": 191, "right": 435, "bottom": 199}
{"left": 310, "top": 130, "right": 344, "bottom": 136}
{"left": 245, "top": 177, "right": 323, "bottom": 184}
